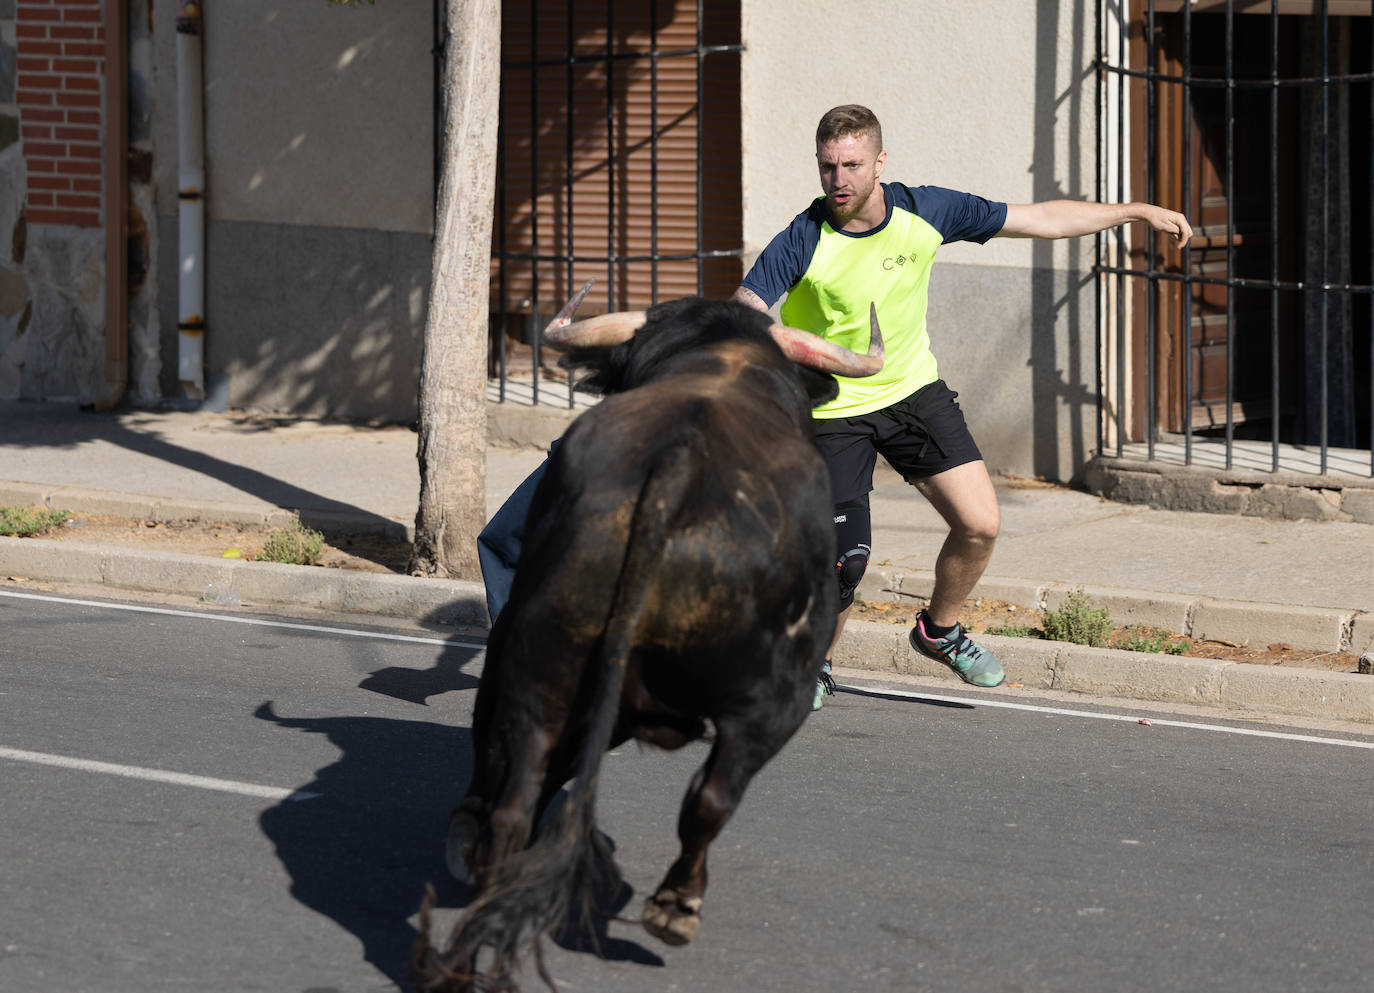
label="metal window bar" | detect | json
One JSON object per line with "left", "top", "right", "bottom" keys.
{"left": 1320, "top": 0, "right": 1328, "bottom": 471}
{"left": 1226, "top": 0, "right": 1235, "bottom": 469}
{"left": 1114, "top": 3, "right": 1128, "bottom": 458}
{"left": 1147, "top": 0, "right": 1158, "bottom": 462}
{"left": 492, "top": 6, "right": 745, "bottom": 410}
{"left": 1270, "top": 0, "right": 1279, "bottom": 472}
{"left": 1095, "top": 0, "right": 1374, "bottom": 477}
{"left": 1183, "top": 0, "right": 1193, "bottom": 464}
{"left": 1095, "top": 0, "right": 1104, "bottom": 456}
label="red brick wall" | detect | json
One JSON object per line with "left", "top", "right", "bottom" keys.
{"left": 15, "top": 0, "right": 105, "bottom": 228}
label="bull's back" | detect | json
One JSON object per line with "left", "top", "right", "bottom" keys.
{"left": 513, "top": 377, "right": 835, "bottom": 662}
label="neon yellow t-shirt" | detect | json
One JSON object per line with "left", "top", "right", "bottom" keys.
{"left": 740, "top": 183, "right": 1007, "bottom": 418}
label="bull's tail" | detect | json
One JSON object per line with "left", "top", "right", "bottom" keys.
{"left": 415, "top": 447, "right": 694, "bottom": 993}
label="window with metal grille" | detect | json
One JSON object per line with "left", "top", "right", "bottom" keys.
{"left": 490, "top": 0, "right": 743, "bottom": 407}
{"left": 1096, "top": 0, "right": 1372, "bottom": 476}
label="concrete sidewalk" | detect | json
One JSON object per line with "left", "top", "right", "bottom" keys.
{"left": 2, "top": 398, "right": 1372, "bottom": 725}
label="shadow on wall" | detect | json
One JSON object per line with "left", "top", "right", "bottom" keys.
{"left": 158, "top": 221, "right": 434, "bottom": 424}
{"left": 1029, "top": 0, "right": 1093, "bottom": 483}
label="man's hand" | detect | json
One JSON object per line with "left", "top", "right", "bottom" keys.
{"left": 1140, "top": 204, "right": 1193, "bottom": 247}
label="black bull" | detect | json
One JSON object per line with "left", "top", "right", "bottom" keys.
{"left": 415, "top": 297, "right": 882, "bottom": 992}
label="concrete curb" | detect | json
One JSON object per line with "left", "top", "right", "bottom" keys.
{"left": 860, "top": 568, "right": 1372, "bottom": 656}
{"left": 0, "top": 480, "right": 411, "bottom": 539}
{"left": 0, "top": 536, "right": 487, "bottom": 629}
{"left": 487, "top": 403, "right": 578, "bottom": 450}
{"left": 832, "top": 620, "right": 1374, "bottom": 726}
{"left": 1084, "top": 456, "right": 1374, "bottom": 524}
{"left": 2, "top": 529, "right": 1370, "bottom": 727}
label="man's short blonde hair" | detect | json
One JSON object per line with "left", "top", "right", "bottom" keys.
{"left": 816, "top": 104, "right": 883, "bottom": 151}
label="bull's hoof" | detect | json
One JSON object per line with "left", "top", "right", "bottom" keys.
{"left": 444, "top": 810, "right": 479, "bottom": 884}
{"left": 641, "top": 889, "right": 702, "bottom": 946}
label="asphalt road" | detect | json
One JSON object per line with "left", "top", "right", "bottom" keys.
{"left": 2, "top": 588, "right": 1373, "bottom": 993}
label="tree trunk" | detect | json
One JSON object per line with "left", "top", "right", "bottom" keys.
{"left": 410, "top": 0, "right": 500, "bottom": 579}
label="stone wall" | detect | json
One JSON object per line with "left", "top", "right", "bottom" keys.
{"left": 0, "top": 0, "right": 158, "bottom": 406}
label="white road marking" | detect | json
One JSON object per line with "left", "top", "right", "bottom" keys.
{"left": 839, "top": 683, "right": 1374, "bottom": 750}
{"left": 0, "top": 746, "right": 318, "bottom": 801}
{"left": 1, "top": 589, "right": 488, "bottom": 801}
{"left": 0, "top": 589, "right": 485, "bottom": 648}
{"left": 8, "top": 588, "right": 1369, "bottom": 752}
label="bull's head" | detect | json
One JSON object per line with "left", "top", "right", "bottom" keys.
{"left": 540, "top": 279, "right": 884, "bottom": 380}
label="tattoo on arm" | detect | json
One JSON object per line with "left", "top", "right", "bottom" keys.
{"left": 732, "top": 286, "right": 769, "bottom": 312}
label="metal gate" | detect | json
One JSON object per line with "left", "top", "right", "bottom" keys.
{"left": 488, "top": 0, "right": 744, "bottom": 410}
{"left": 1096, "top": 0, "right": 1372, "bottom": 477}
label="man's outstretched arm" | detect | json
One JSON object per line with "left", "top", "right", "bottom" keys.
{"left": 998, "top": 200, "right": 1193, "bottom": 247}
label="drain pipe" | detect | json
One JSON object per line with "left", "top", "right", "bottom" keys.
{"left": 176, "top": 0, "right": 205, "bottom": 400}
{"left": 94, "top": 0, "right": 129, "bottom": 411}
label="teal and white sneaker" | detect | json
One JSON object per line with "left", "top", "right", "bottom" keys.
{"left": 910, "top": 610, "right": 1005, "bottom": 688}
{"left": 812, "top": 662, "right": 835, "bottom": 711}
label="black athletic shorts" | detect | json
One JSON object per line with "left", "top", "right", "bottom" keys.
{"left": 812, "top": 379, "right": 983, "bottom": 505}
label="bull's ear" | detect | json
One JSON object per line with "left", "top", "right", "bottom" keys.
{"left": 557, "top": 344, "right": 626, "bottom": 395}
{"left": 796, "top": 367, "right": 840, "bottom": 408}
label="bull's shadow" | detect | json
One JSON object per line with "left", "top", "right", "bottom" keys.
{"left": 255, "top": 700, "right": 473, "bottom": 989}
{"left": 257, "top": 661, "right": 660, "bottom": 988}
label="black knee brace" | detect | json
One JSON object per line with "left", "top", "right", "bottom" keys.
{"left": 833, "top": 495, "right": 872, "bottom": 611}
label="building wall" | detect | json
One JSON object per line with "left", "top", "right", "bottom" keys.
{"left": 8, "top": 0, "right": 1105, "bottom": 479}
{"left": 740, "top": 0, "right": 1099, "bottom": 481}
{"left": 150, "top": 1, "right": 434, "bottom": 420}
{"left": 1, "top": 0, "right": 113, "bottom": 404}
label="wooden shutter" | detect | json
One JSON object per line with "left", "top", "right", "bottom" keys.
{"left": 494, "top": 0, "right": 742, "bottom": 324}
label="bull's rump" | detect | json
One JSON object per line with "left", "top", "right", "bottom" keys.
{"left": 502, "top": 384, "right": 838, "bottom": 712}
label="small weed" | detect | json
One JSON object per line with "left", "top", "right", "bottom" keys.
{"left": 256, "top": 517, "right": 325, "bottom": 566}
{"left": 0, "top": 506, "right": 71, "bottom": 537}
{"left": 1113, "top": 626, "right": 1191, "bottom": 655}
{"left": 1042, "top": 587, "right": 1114, "bottom": 647}
{"left": 986, "top": 622, "right": 1044, "bottom": 639}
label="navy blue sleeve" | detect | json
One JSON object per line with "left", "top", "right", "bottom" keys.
{"left": 739, "top": 201, "right": 826, "bottom": 306}
{"left": 889, "top": 184, "right": 1008, "bottom": 245}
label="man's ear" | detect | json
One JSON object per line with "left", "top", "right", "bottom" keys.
{"left": 874, "top": 149, "right": 887, "bottom": 180}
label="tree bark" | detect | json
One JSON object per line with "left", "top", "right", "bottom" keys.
{"left": 410, "top": 0, "right": 500, "bottom": 579}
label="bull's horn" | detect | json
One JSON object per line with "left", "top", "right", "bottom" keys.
{"left": 769, "top": 303, "right": 885, "bottom": 377}
{"left": 543, "top": 310, "right": 648, "bottom": 348}
{"left": 542, "top": 278, "right": 595, "bottom": 335}
{"left": 539, "top": 278, "right": 647, "bottom": 349}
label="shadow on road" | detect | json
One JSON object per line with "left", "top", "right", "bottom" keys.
{"left": 255, "top": 700, "right": 472, "bottom": 988}
{"left": 255, "top": 648, "right": 664, "bottom": 989}
{"left": 358, "top": 655, "right": 481, "bottom": 707}
{"left": 0, "top": 401, "right": 403, "bottom": 545}
{"left": 837, "top": 685, "right": 977, "bottom": 708}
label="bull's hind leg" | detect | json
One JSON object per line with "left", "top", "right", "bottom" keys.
{"left": 642, "top": 712, "right": 800, "bottom": 946}
{"left": 447, "top": 720, "right": 559, "bottom": 889}
{"left": 446, "top": 612, "right": 512, "bottom": 884}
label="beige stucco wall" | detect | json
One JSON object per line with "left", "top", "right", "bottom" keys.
{"left": 152, "top": 3, "right": 433, "bottom": 233}
{"left": 149, "top": 2, "right": 436, "bottom": 418}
